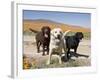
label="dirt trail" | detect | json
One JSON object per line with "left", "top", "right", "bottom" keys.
{"left": 23, "top": 35, "right": 91, "bottom": 69}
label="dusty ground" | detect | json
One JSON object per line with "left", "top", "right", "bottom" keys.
{"left": 23, "top": 35, "right": 91, "bottom": 69}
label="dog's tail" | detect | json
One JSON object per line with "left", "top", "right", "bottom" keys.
{"left": 29, "top": 28, "right": 39, "bottom": 33}
{"left": 62, "top": 30, "right": 71, "bottom": 38}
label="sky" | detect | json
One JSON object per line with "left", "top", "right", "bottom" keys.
{"left": 23, "top": 10, "right": 91, "bottom": 28}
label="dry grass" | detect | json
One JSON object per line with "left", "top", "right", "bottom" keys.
{"left": 23, "top": 55, "right": 90, "bottom": 69}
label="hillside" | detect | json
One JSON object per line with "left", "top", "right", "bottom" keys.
{"left": 23, "top": 19, "right": 90, "bottom": 32}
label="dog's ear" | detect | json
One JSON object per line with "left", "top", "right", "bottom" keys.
{"left": 41, "top": 27, "right": 44, "bottom": 32}
{"left": 75, "top": 32, "right": 79, "bottom": 38}
{"left": 41, "top": 27, "right": 45, "bottom": 35}
{"left": 47, "top": 26, "right": 51, "bottom": 33}
{"left": 47, "top": 26, "right": 51, "bottom": 30}
{"left": 51, "top": 29, "right": 54, "bottom": 35}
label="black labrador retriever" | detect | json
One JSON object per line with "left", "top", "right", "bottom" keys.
{"left": 65, "top": 32, "right": 84, "bottom": 60}
{"left": 30, "top": 26, "right": 51, "bottom": 56}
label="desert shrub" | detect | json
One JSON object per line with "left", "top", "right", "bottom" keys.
{"left": 23, "top": 57, "right": 32, "bottom": 69}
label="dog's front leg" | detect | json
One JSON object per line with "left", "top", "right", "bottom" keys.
{"left": 62, "top": 46, "right": 68, "bottom": 61}
{"left": 62, "top": 40, "right": 68, "bottom": 61}
{"left": 58, "top": 54, "right": 62, "bottom": 64}
{"left": 42, "top": 44, "right": 45, "bottom": 56}
{"left": 46, "top": 49, "right": 52, "bottom": 65}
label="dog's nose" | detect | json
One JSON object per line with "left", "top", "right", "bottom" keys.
{"left": 57, "top": 35, "right": 61, "bottom": 39}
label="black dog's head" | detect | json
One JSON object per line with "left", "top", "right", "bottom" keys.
{"left": 75, "top": 32, "right": 84, "bottom": 41}
{"left": 41, "top": 26, "right": 51, "bottom": 38}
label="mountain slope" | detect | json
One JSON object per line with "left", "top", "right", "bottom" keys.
{"left": 23, "top": 19, "right": 90, "bottom": 32}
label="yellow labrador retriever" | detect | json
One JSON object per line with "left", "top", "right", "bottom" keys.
{"left": 47, "top": 28, "right": 70, "bottom": 65}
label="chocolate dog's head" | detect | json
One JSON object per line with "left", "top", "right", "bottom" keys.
{"left": 41, "top": 26, "right": 51, "bottom": 38}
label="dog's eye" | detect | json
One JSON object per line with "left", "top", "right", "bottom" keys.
{"left": 59, "top": 31, "right": 62, "bottom": 34}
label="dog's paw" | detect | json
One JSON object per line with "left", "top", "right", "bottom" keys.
{"left": 42, "top": 54, "right": 45, "bottom": 56}
{"left": 86, "top": 56, "right": 89, "bottom": 58}
{"left": 75, "top": 55, "right": 79, "bottom": 58}
{"left": 59, "top": 62, "right": 62, "bottom": 64}
{"left": 46, "top": 61, "right": 50, "bottom": 65}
